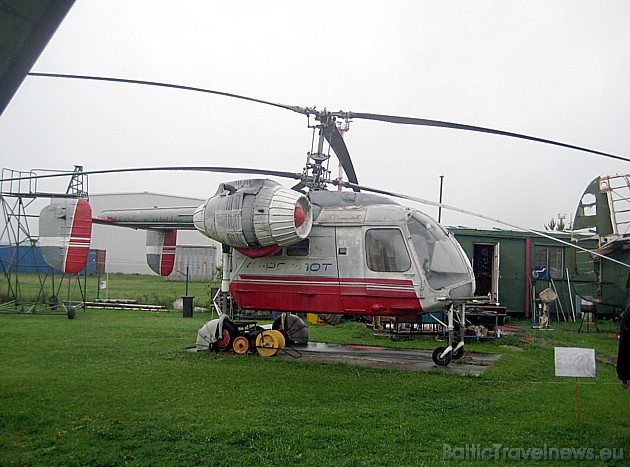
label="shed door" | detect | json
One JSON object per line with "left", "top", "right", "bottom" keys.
{"left": 473, "top": 242, "right": 500, "bottom": 300}
{"left": 492, "top": 242, "right": 500, "bottom": 301}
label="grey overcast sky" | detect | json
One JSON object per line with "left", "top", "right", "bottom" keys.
{"left": 1, "top": 0, "right": 628, "bottom": 229}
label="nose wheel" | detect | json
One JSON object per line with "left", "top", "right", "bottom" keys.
{"left": 431, "top": 303, "right": 466, "bottom": 367}
{"left": 432, "top": 346, "right": 452, "bottom": 366}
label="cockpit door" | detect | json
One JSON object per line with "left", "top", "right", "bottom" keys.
{"left": 335, "top": 226, "right": 368, "bottom": 313}
{"left": 362, "top": 227, "right": 422, "bottom": 315}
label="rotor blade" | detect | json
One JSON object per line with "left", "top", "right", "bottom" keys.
{"left": 0, "top": 166, "right": 303, "bottom": 183}
{"left": 323, "top": 124, "right": 360, "bottom": 191}
{"left": 28, "top": 73, "right": 627, "bottom": 163}
{"left": 337, "top": 179, "right": 630, "bottom": 269}
{"left": 28, "top": 72, "right": 311, "bottom": 116}
{"left": 337, "top": 111, "right": 629, "bottom": 163}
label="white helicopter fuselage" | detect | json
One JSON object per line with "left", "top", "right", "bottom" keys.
{"left": 229, "top": 190, "right": 475, "bottom": 316}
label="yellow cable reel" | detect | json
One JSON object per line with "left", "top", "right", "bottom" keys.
{"left": 255, "top": 330, "right": 285, "bottom": 357}
{"left": 270, "top": 330, "right": 285, "bottom": 350}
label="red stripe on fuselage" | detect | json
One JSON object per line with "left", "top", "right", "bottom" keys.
{"left": 230, "top": 275, "right": 422, "bottom": 316}
{"left": 64, "top": 199, "right": 93, "bottom": 274}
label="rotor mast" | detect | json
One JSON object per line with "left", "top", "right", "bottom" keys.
{"left": 303, "top": 111, "right": 334, "bottom": 191}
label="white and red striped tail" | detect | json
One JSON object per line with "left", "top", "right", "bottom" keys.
{"left": 39, "top": 199, "right": 93, "bottom": 274}
{"left": 146, "top": 229, "right": 177, "bottom": 276}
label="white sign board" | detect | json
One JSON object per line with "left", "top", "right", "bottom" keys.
{"left": 554, "top": 347, "right": 596, "bottom": 378}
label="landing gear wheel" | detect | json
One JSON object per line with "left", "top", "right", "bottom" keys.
{"left": 319, "top": 313, "right": 342, "bottom": 325}
{"left": 432, "top": 346, "right": 452, "bottom": 366}
{"left": 452, "top": 346, "right": 465, "bottom": 360}
{"left": 256, "top": 330, "right": 284, "bottom": 357}
{"left": 216, "top": 320, "right": 238, "bottom": 352}
{"left": 233, "top": 336, "right": 250, "bottom": 355}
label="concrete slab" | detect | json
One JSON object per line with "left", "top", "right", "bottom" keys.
{"left": 279, "top": 342, "right": 501, "bottom": 375}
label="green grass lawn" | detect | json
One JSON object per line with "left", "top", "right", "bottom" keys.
{"left": 1, "top": 308, "right": 628, "bottom": 466}
{"left": 1, "top": 272, "right": 217, "bottom": 310}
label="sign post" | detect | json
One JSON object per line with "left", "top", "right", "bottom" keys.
{"left": 554, "top": 347, "right": 596, "bottom": 427}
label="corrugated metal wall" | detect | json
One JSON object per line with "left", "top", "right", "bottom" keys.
{"left": 89, "top": 193, "right": 219, "bottom": 278}
{"left": 168, "top": 245, "right": 218, "bottom": 281}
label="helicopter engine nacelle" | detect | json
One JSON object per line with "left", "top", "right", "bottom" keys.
{"left": 193, "top": 179, "right": 312, "bottom": 257}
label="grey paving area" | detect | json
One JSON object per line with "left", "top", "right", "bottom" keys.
{"left": 279, "top": 342, "right": 501, "bottom": 375}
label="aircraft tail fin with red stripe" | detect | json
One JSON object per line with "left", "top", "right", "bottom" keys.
{"left": 39, "top": 199, "right": 93, "bottom": 274}
{"left": 146, "top": 229, "right": 177, "bottom": 276}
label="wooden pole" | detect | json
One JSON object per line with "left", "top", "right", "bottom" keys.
{"left": 575, "top": 377, "right": 581, "bottom": 427}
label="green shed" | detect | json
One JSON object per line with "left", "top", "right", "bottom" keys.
{"left": 449, "top": 228, "right": 599, "bottom": 318}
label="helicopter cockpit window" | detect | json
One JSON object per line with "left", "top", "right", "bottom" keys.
{"left": 365, "top": 229, "right": 411, "bottom": 272}
{"left": 286, "top": 239, "right": 309, "bottom": 257}
{"left": 407, "top": 212, "right": 471, "bottom": 290}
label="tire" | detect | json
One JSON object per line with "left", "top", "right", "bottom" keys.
{"left": 432, "top": 346, "right": 452, "bottom": 366}
{"left": 216, "top": 319, "right": 239, "bottom": 352}
{"left": 319, "top": 313, "right": 342, "bottom": 325}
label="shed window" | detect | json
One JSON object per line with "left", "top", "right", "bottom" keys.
{"left": 365, "top": 229, "right": 411, "bottom": 272}
{"left": 535, "top": 246, "right": 563, "bottom": 279}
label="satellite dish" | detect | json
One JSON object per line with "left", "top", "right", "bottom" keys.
{"left": 539, "top": 287, "right": 558, "bottom": 304}
{"left": 538, "top": 288, "right": 558, "bottom": 329}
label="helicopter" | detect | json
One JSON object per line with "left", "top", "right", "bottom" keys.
{"left": 6, "top": 73, "right": 630, "bottom": 365}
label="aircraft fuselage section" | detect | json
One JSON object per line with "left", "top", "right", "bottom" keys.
{"left": 229, "top": 226, "right": 423, "bottom": 316}
{"left": 229, "top": 196, "right": 475, "bottom": 316}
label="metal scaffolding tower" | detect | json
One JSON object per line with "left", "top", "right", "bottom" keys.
{"left": 0, "top": 166, "right": 89, "bottom": 316}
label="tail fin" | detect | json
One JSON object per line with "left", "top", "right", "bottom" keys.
{"left": 146, "top": 229, "right": 177, "bottom": 276}
{"left": 39, "top": 199, "right": 93, "bottom": 273}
